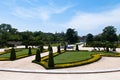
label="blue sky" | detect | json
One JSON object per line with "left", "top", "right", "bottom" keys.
{"left": 0, "top": 0, "right": 120, "bottom": 36}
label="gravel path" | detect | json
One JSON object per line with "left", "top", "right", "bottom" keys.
{"left": 0, "top": 45, "right": 120, "bottom": 80}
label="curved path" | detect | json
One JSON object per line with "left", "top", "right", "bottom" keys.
{"left": 0, "top": 46, "right": 120, "bottom": 80}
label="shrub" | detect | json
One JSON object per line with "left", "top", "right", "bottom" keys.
{"left": 35, "top": 49, "right": 41, "bottom": 62}
{"left": 28, "top": 47, "right": 32, "bottom": 56}
{"left": 48, "top": 44, "right": 53, "bottom": 52}
{"left": 10, "top": 47, "right": 16, "bottom": 60}
{"left": 48, "top": 51, "right": 54, "bottom": 68}
{"left": 40, "top": 45, "right": 43, "bottom": 53}
{"left": 57, "top": 45, "right": 61, "bottom": 54}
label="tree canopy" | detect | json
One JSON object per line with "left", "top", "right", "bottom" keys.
{"left": 66, "top": 28, "right": 79, "bottom": 44}
{"left": 86, "top": 26, "right": 119, "bottom": 52}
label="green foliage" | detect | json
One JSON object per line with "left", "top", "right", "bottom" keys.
{"left": 48, "top": 44, "right": 53, "bottom": 52}
{"left": 102, "top": 26, "right": 118, "bottom": 42}
{"left": 40, "top": 45, "right": 43, "bottom": 53}
{"left": 28, "top": 47, "right": 32, "bottom": 56}
{"left": 86, "top": 33, "right": 94, "bottom": 46}
{"left": 48, "top": 51, "right": 54, "bottom": 68}
{"left": 57, "top": 45, "right": 61, "bottom": 54}
{"left": 35, "top": 49, "right": 41, "bottom": 62}
{"left": 10, "top": 47, "right": 16, "bottom": 60}
{"left": 66, "top": 28, "right": 79, "bottom": 44}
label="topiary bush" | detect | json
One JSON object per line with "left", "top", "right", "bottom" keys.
{"left": 40, "top": 45, "right": 43, "bottom": 53}
{"left": 35, "top": 49, "right": 41, "bottom": 62}
{"left": 48, "top": 47, "right": 54, "bottom": 68}
{"left": 76, "top": 44, "right": 79, "bottom": 51}
{"left": 57, "top": 45, "right": 61, "bottom": 54}
{"left": 10, "top": 47, "right": 16, "bottom": 60}
{"left": 48, "top": 44, "right": 53, "bottom": 52}
{"left": 28, "top": 47, "right": 32, "bottom": 56}
{"left": 64, "top": 44, "right": 67, "bottom": 51}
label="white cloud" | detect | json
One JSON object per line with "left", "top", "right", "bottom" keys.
{"left": 12, "top": 5, "right": 72, "bottom": 21}
{"left": 66, "top": 7, "right": 120, "bottom": 31}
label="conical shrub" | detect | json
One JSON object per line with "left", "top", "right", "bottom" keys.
{"left": 76, "top": 44, "right": 79, "bottom": 51}
{"left": 40, "top": 45, "right": 43, "bottom": 53}
{"left": 35, "top": 49, "right": 41, "bottom": 62}
{"left": 57, "top": 45, "right": 61, "bottom": 54}
{"left": 48, "top": 51, "right": 54, "bottom": 68}
{"left": 28, "top": 47, "right": 32, "bottom": 56}
{"left": 48, "top": 44, "right": 53, "bottom": 52}
{"left": 64, "top": 44, "right": 67, "bottom": 51}
{"left": 10, "top": 47, "right": 16, "bottom": 60}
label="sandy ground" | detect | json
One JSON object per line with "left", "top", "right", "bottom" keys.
{"left": 0, "top": 45, "right": 120, "bottom": 80}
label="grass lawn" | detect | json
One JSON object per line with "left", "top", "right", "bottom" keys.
{"left": 0, "top": 48, "right": 37, "bottom": 59}
{"left": 54, "top": 51, "right": 92, "bottom": 64}
{"left": 53, "top": 51, "right": 117, "bottom": 64}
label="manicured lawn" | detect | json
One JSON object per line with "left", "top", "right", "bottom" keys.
{"left": 54, "top": 51, "right": 92, "bottom": 64}
{"left": 53, "top": 51, "right": 116, "bottom": 64}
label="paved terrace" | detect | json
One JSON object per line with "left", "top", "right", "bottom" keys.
{"left": 0, "top": 45, "right": 120, "bottom": 80}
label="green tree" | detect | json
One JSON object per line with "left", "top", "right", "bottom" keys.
{"left": 10, "top": 47, "right": 16, "bottom": 60}
{"left": 66, "top": 28, "right": 79, "bottom": 44}
{"left": 86, "top": 33, "right": 94, "bottom": 46}
{"left": 21, "top": 31, "right": 33, "bottom": 48}
{"left": 102, "top": 26, "right": 118, "bottom": 42}
{"left": 102, "top": 26, "right": 118, "bottom": 51}
{"left": 35, "top": 49, "right": 41, "bottom": 62}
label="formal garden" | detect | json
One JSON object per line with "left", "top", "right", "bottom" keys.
{"left": 0, "top": 24, "right": 120, "bottom": 69}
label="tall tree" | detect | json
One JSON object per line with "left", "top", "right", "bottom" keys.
{"left": 21, "top": 31, "right": 33, "bottom": 48}
{"left": 86, "top": 33, "right": 94, "bottom": 46}
{"left": 102, "top": 26, "right": 118, "bottom": 51}
{"left": 102, "top": 26, "right": 118, "bottom": 42}
{"left": 66, "top": 28, "right": 79, "bottom": 44}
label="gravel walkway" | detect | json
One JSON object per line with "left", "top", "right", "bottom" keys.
{"left": 0, "top": 45, "right": 120, "bottom": 80}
